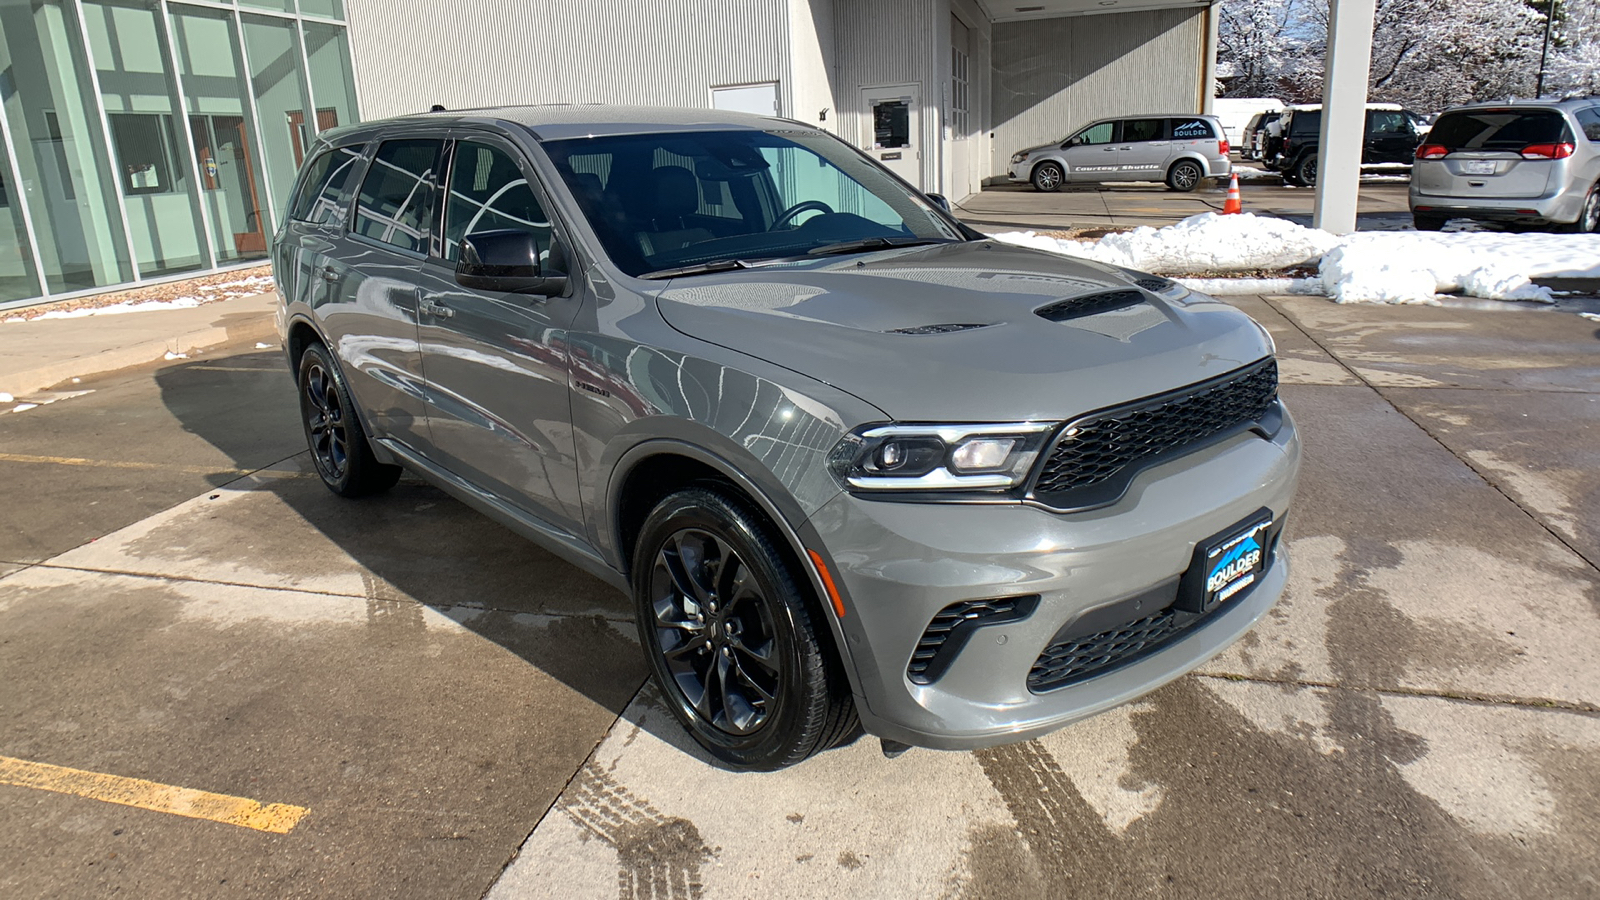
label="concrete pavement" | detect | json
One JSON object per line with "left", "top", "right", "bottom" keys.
{"left": 1, "top": 298, "right": 1597, "bottom": 898}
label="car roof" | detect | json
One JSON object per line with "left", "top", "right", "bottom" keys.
{"left": 317, "top": 104, "right": 805, "bottom": 145}
{"left": 1440, "top": 98, "right": 1598, "bottom": 114}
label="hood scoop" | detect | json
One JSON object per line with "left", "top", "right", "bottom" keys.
{"left": 886, "top": 323, "right": 991, "bottom": 335}
{"left": 1036, "top": 290, "right": 1146, "bottom": 323}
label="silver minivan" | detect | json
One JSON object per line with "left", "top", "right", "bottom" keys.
{"left": 1411, "top": 99, "right": 1600, "bottom": 232}
{"left": 1007, "top": 115, "right": 1231, "bottom": 192}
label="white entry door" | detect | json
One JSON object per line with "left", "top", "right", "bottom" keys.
{"left": 861, "top": 85, "right": 920, "bottom": 189}
{"left": 711, "top": 83, "right": 779, "bottom": 117}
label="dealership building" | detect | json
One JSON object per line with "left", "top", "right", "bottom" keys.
{"left": 0, "top": 0, "right": 1218, "bottom": 308}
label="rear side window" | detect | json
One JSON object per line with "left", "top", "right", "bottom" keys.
{"left": 353, "top": 139, "right": 441, "bottom": 254}
{"left": 1576, "top": 107, "right": 1600, "bottom": 142}
{"left": 290, "top": 145, "right": 363, "bottom": 224}
{"left": 1289, "top": 110, "right": 1321, "bottom": 134}
{"left": 1122, "top": 118, "right": 1165, "bottom": 142}
{"left": 442, "top": 141, "right": 551, "bottom": 262}
{"left": 1427, "top": 111, "right": 1573, "bottom": 151}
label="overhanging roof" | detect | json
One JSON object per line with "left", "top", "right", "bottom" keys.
{"left": 983, "top": 0, "right": 1213, "bottom": 23}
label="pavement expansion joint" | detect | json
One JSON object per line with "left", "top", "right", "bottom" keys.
{"left": 1196, "top": 672, "right": 1600, "bottom": 716}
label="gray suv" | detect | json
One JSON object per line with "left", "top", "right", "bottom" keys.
{"left": 274, "top": 106, "right": 1299, "bottom": 770}
{"left": 1410, "top": 99, "right": 1600, "bottom": 232}
{"left": 1007, "top": 115, "right": 1231, "bottom": 192}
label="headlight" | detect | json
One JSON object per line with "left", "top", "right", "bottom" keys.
{"left": 828, "top": 423, "right": 1056, "bottom": 493}
{"left": 1010, "top": 152, "right": 1028, "bottom": 164}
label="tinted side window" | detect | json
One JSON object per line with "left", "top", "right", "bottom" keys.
{"left": 1171, "top": 117, "right": 1214, "bottom": 140}
{"left": 443, "top": 141, "right": 550, "bottom": 262}
{"left": 1576, "top": 108, "right": 1600, "bottom": 142}
{"left": 1075, "top": 122, "right": 1115, "bottom": 145}
{"left": 353, "top": 139, "right": 440, "bottom": 254}
{"left": 1289, "top": 110, "right": 1322, "bottom": 134}
{"left": 1123, "top": 118, "right": 1165, "bottom": 142}
{"left": 290, "top": 145, "right": 363, "bottom": 224}
{"left": 1368, "top": 110, "right": 1410, "bottom": 134}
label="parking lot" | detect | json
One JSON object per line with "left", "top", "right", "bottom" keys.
{"left": 2, "top": 295, "right": 1597, "bottom": 898}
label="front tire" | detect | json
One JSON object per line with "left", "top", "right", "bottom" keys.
{"left": 297, "top": 342, "right": 401, "bottom": 497}
{"left": 1166, "top": 159, "right": 1203, "bottom": 192}
{"left": 632, "top": 486, "right": 855, "bottom": 770}
{"left": 1031, "top": 161, "right": 1064, "bottom": 192}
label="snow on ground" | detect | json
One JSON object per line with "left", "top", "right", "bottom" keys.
{"left": 992, "top": 213, "right": 1600, "bottom": 305}
{"left": 4, "top": 274, "right": 273, "bottom": 323}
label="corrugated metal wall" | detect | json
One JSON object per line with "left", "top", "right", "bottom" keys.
{"left": 831, "top": 0, "right": 940, "bottom": 189}
{"left": 345, "top": 0, "right": 792, "bottom": 119}
{"left": 990, "top": 8, "right": 1203, "bottom": 180}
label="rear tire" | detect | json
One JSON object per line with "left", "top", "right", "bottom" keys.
{"left": 1559, "top": 184, "right": 1600, "bottom": 234}
{"left": 1166, "top": 159, "right": 1203, "bottom": 192}
{"left": 1412, "top": 213, "right": 1446, "bottom": 232}
{"left": 1031, "top": 162, "right": 1064, "bottom": 193}
{"left": 1295, "top": 153, "right": 1319, "bottom": 187}
{"left": 632, "top": 485, "right": 856, "bottom": 770}
{"left": 297, "top": 342, "right": 401, "bottom": 498}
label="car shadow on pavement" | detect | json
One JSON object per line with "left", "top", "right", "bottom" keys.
{"left": 153, "top": 351, "right": 813, "bottom": 765}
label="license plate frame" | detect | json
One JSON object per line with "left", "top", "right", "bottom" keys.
{"left": 1459, "top": 159, "right": 1496, "bottom": 175}
{"left": 1177, "top": 512, "right": 1274, "bottom": 615}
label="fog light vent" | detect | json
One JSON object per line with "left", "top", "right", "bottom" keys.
{"left": 908, "top": 595, "right": 1039, "bottom": 684}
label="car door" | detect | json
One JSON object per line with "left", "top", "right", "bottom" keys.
{"left": 1063, "top": 120, "right": 1118, "bottom": 182}
{"left": 413, "top": 133, "right": 585, "bottom": 536}
{"left": 1365, "top": 109, "right": 1418, "bottom": 164}
{"left": 305, "top": 136, "right": 434, "bottom": 453}
{"left": 1110, "top": 117, "right": 1170, "bottom": 180}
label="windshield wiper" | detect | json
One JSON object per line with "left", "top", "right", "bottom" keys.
{"left": 806, "top": 237, "right": 956, "bottom": 256}
{"left": 641, "top": 258, "right": 759, "bottom": 280}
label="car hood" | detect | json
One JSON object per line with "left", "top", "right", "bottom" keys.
{"left": 1016, "top": 142, "right": 1058, "bottom": 157}
{"left": 653, "top": 241, "right": 1274, "bottom": 422}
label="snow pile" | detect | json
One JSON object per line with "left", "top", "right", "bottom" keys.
{"left": 993, "top": 214, "right": 1600, "bottom": 304}
{"left": 993, "top": 213, "right": 1337, "bottom": 275}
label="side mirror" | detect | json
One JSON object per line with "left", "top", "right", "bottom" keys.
{"left": 926, "top": 192, "right": 951, "bottom": 211}
{"left": 1062, "top": 138, "right": 1078, "bottom": 149}
{"left": 455, "top": 230, "right": 568, "bottom": 296}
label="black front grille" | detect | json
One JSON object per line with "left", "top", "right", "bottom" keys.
{"left": 1031, "top": 359, "right": 1279, "bottom": 511}
{"left": 908, "top": 596, "right": 1038, "bottom": 684}
{"left": 1035, "top": 290, "right": 1145, "bottom": 322}
{"left": 1028, "top": 609, "right": 1191, "bottom": 691}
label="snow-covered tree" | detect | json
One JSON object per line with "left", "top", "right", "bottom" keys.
{"left": 1217, "top": 0, "right": 1319, "bottom": 99}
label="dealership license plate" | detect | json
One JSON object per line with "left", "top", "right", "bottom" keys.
{"left": 1198, "top": 516, "right": 1272, "bottom": 611}
{"left": 1459, "top": 160, "right": 1496, "bottom": 175}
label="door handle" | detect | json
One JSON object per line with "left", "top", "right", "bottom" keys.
{"left": 420, "top": 298, "right": 455, "bottom": 319}
{"left": 1102, "top": 147, "right": 1118, "bottom": 152}
{"left": 318, "top": 268, "right": 338, "bottom": 282}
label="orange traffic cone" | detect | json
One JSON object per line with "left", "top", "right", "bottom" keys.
{"left": 1222, "top": 172, "right": 1242, "bottom": 215}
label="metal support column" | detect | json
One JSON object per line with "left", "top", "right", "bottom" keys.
{"left": 159, "top": 0, "right": 219, "bottom": 270}
{"left": 1313, "top": 0, "right": 1377, "bottom": 235}
{"left": 71, "top": 0, "right": 143, "bottom": 281}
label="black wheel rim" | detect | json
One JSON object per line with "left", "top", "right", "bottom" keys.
{"left": 1304, "top": 159, "right": 1317, "bottom": 185}
{"left": 650, "top": 528, "right": 781, "bottom": 737}
{"left": 1175, "top": 164, "right": 1198, "bottom": 189}
{"left": 303, "top": 362, "right": 349, "bottom": 481}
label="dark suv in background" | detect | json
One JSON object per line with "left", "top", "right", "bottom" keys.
{"left": 1410, "top": 99, "right": 1600, "bottom": 232}
{"left": 1271, "top": 104, "right": 1424, "bottom": 186}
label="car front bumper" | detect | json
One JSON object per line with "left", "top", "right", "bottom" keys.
{"left": 805, "top": 406, "right": 1301, "bottom": 750}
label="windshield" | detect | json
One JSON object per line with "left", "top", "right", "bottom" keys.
{"left": 1428, "top": 110, "right": 1572, "bottom": 152}
{"left": 542, "top": 129, "right": 965, "bottom": 277}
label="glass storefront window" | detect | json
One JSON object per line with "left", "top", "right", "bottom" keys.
{"left": 303, "top": 23, "right": 357, "bottom": 138}
{"left": 169, "top": 5, "right": 271, "bottom": 262}
{"left": 238, "top": 0, "right": 293, "bottom": 13}
{"left": 0, "top": 0, "right": 134, "bottom": 293}
{"left": 241, "top": 14, "right": 314, "bottom": 224}
{"left": 0, "top": 123, "right": 44, "bottom": 303}
{"left": 84, "top": 0, "right": 209, "bottom": 277}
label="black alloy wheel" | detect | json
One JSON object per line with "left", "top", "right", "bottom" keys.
{"left": 633, "top": 486, "right": 856, "bottom": 770}
{"left": 1167, "top": 159, "right": 1203, "bottom": 192}
{"left": 1296, "top": 153, "right": 1319, "bottom": 188}
{"left": 1032, "top": 162, "right": 1064, "bottom": 192}
{"left": 297, "top": 342, "right": 401, "bottom": 497}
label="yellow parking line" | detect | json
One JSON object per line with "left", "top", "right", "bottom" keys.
{"left": 0, "top": 452, "right": 307, "bottom": 479}
{"left": 0, "top": 755, "right": 309, "bottom": 834}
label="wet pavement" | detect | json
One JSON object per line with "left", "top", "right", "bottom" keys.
{"left": 1, "top": 300, "right": 1597, "bottom": 898}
